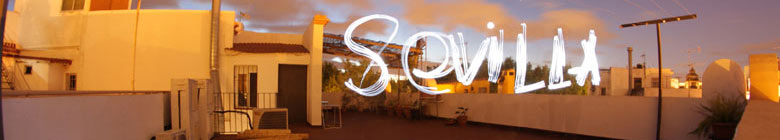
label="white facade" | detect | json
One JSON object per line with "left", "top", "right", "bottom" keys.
{"left": 5, "top": 0, "right": 235, "bottom": 91}
{"left": 594, "top": 67, "right": 702, "bottom": 98}
{"left": 3, "top": 0, "right": 327, "bottom": 129}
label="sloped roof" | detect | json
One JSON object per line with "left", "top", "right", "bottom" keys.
{"left": 228, "top": 43, "right": 308, "bottom": 53}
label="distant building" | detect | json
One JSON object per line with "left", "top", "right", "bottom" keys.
{"left": 683, "top": 67, "right": 702, "bottom": 89}
{"left": 434, "top": 69, "right": 514, "bottom": 94}
{"left": 592, "top": 65, "right": 702, "bottom": 98}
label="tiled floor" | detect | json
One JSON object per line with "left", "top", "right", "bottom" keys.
{"left": 286, "top": 112, "right": 611, "bottom": 140}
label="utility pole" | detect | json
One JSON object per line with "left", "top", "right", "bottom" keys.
{"left": 628, "top": 47, "right": 633, "bottom": 95}
{"left": 620, "top": 14, "right": 697, "bottom": 140}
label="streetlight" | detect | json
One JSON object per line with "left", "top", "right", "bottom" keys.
{"left": 620, "top": 14, "right": 697, "bottom": 140}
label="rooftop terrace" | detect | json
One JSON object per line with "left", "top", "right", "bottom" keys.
{"left": 216, "top": 112, "right": 610, "bottom": 140}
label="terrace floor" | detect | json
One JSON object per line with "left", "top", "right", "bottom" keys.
{"left": 285, "top": 112, "right": 610, "bottom": 140}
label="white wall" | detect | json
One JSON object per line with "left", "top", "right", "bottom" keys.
{"left": 643, "top": 88, "right": 703, "bottom": 98}
{"left": 425, "top": 94, "right": 705, "bottom": 140}
{"left": 609, "top": 68, "right": 629, "bottom": 96}
{"left": 5, "top": 9, "right": 235, "bottom": 91}
{"left": 303, "top": 16, "right": 327, "bottom": 126}
{"left": 14, "top": 0, "right": 85, "bottom": 49}
{"left": 78, "top": 10, "right": 235, "bottom": 90}
{"left": 8, "top": 60, "right": 67, "bottom": 90}
{"left": 234, "top": 32, "right": 302, "bottom": 44}
{"left": 2, "top": 94, "right": 164, "bottom": 140}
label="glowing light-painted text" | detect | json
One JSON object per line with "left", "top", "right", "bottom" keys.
{"left": 343, "top": 14, "right": 601, "bottom": 96}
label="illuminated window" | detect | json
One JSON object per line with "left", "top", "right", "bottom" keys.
{"left": 61, "top": 0, "right": 85, "bottom": 11}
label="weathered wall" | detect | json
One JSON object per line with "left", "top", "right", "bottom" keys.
{"left": 14, "top": 0, "right": 86, "bottom": 49}
{"left": 78, "top": 10, "right": 235, "bottom": 90}
{"left": 2, "top": 94, "right": 164, "bottom": 140}
{"left": 424, "top": 94, "right": 704, "bottom": 140}
{"left": 748, "top": 54, "right": 779, "bottom": 102}
{"left": 302, "top": 15, "right": 327, "bottom": 126}
{"left": 735, "top": 100, "right": 780, "bottom": 139}
{"left": 643, "top": 88, "right": 702, "bottom": 98}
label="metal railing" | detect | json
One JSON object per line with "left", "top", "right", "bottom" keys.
{"left": 211, "top": 92, "right": 277, "bottom": 134}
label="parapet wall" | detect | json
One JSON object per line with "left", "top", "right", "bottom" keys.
{"left": 424, "top": 94, "right": 704, "bottom": 140}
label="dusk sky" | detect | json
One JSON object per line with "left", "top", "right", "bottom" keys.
{"left": 140, "top": 0, "right": 779, "bottom": 78}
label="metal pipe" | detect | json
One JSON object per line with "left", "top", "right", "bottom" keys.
{"left": 210, "top": 0, "right": 222, "bottom": 98}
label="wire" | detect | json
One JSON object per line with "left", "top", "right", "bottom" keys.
{"left": 649, "top": 0, "right": 672, "bottom": 17}
{"left": 568, "top": 0, "right": 633, "bottom": 22}
{"left": 622, "top": 0, "right": 657, "bottom": 18}
{"left": 670, "top": 0, "right": 692, "bottom": 14}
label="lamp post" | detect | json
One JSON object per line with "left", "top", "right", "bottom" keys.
{"left": 620, "top": 14, "right": 697, "bottom": 140}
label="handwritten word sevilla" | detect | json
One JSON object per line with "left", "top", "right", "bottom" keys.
{"left": 343, "top": 14, "right": 601, "bottom": 96}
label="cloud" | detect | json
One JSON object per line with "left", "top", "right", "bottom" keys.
{"left": 139, "top": 0, "right": 179, "bottom": 9}
{"left": 399, "top": 0, "right": 614, "bottom": 42}
{"left": 322, "top": 0, "right": 375, "bottom": 12}
{"left": 739, "top": 38, "right": 780, "bottom": 53}
{"left": 709, "top": 38, "right": 780, "bottom": 56}
{"left": 226, "top": 0, "right": 383, "bottom": 35}
{"left": 324, "top": 15, "right": 391, "bottom": 37}
{"left": 225, "top": 0, "right": 321, "bottom": 26}
{"left": 537, "top": 1, "right": 562, "bottom": 9}
{"left": 141, "top": 0, "right": 614, "bottom": 42}
{"left": 526, "top": 9, "right": 616, "bottom": 42}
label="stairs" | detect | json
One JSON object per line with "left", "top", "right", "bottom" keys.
{"left": 1, "top": 65, "right": 14, "bottom": 90}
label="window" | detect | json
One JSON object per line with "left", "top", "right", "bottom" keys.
{"left": 633, "top": 78, "right": 642, "bottom": 88}
{"left": 66, "top": 73, "right": 76, "bottom": 90}
{"left": 234, "top": 65, "right": 258, "bottom": 108}
{"left": 61, "top": 0, "right": 85, "bottom": 11}
{"left": 24, "top": 65, "right": 32, "bottom": 75}
{"left": 651, "top": 78, "right": 660, "bottom": 88}
{"left": 478, "top": 87, "right": 487, "bottom": 93}
{"left": 90, "top": 0, "right": 130, "bottom": 11}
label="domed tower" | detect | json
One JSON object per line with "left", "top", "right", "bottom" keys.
{"left": 685, "top": 67, "right": 701, "bottom": 89}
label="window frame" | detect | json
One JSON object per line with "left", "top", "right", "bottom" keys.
{"left": 61, "top": 0, "right": 85, "bottom": 12}
{"left": 66, "top": 73, "right": 77, "bottom": 90}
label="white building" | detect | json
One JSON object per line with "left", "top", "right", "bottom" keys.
{"left": 593, "top": 66, "right": 702, "bottom": 98}
{"left": 2, "top": 0, "right": 327, "bottom": 128}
